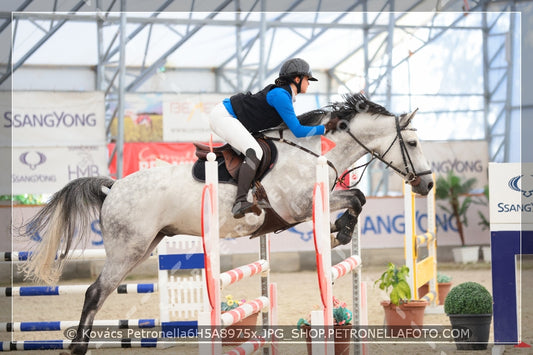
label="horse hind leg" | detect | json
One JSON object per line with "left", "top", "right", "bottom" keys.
{"left": 65, "top": 233, "right": 165, "bottom": 355}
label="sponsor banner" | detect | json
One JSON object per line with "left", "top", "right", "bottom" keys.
{"left": 105, "top": 93, "right": 225, "bottom": 142}
{"left": 108, "top": 142, "right": 199, "bottom": 177}
{"left": 384, "top": 140, "right": 488, "bottom": 192}
{"left": 220, "top": 195, "right": 489, "bottom": 253}
{"left": 10, "top": 194, "right": 489, "bottom": 253}
{"left": 162, "top": 93, "right": 226, "bottom": 142}
{"left": 3, "top": 91, "right": 105, "bottom": 147}
{"left": 489, "top": 162, "right": 533, "bottom": 225}
{"left": 107, "top": 93, "right": 164, "bottom": 142}
{"left": 9, "top": 145, "right": 107, "bottom": 194}
{"left": 9, "top": 205, "right": 104, "bottom": 251}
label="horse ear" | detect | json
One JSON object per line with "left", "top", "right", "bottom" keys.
{"left": 400, "top": 108, "right": 419, "bottom": 127}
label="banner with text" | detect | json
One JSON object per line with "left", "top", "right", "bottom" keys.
{"left": 108, "top": 142, "right": 199, "bottom": 177}
{"left": 3, "top": 91, "right": 105, "bottom": 147}
{"left": 9, "top": 194, "right": 489, "bottom": 253}
{"left": 162, "top": 93, "right": 226, "bottom": 142}
{"left": 384, "top": 140, "right": 488, "bottom": 193}
{"left": 489, "top": 162, "right": 533, "bottom": 225}
{"left": 8, "top": 145, "right": 107, "bottom": 194}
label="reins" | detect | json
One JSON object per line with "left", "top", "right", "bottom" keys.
{"left": 263, "top": 114, "right": 432, "bottom": 191}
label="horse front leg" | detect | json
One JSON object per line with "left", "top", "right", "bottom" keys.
{"left": 329, "top": 189, "right": 366, "bottom": 246}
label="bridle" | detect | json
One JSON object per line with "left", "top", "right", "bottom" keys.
{"left": 264, "top": 113, "right": 432, "bottom": 191}
{"left": 338, "top": 114, "right": 432, "bottom": 189}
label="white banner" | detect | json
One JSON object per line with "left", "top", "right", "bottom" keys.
{"left": 8, "top": 145, "right": 108, "bottom": 194}
{"left": 162, "top": 93, "right": 226, "bottom": 142}
{"left": 489, "top": 162, "right": 533, "bottom": 225}
{"left": 3, "top": 91, "right": 105, "bottom": 147}
{"left": 9, "top": 192, "right": 489, "bottom": 252}
{"left": 220, "top": 194, "right": 489, "bottom": 254}
{"left": 384, "top": 140, "right": 489, "bottom": 193}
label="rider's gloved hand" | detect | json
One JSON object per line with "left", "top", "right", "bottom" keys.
{"left": 325, "top": 116, "right": 341, "bottom": 133}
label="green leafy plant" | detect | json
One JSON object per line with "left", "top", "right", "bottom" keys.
{"left": 375, "top": 263, "right": 411, "bottom": 306}
{"left": 221, "top": 295, "right": 244, "bottom": 312}
{"left": 435, "top": 171, "right": 477, "bottom": 246}
{"left": 297, "top": 297, "right": 352, "bottom": 329}
{"left": 444, "top": 282, "right": 492, "bottom": 315}
{"left": 437, "top": 272, "right": 452, "bottom": 283}
{"left": 472, "top": 185, "right": 490, "bottom": 231}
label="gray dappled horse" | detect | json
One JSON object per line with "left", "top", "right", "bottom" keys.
{"left": 20, "top": 94, "right": 433, "bottom": 355}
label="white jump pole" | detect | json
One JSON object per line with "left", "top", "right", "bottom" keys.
{"left": 198, "top": 152, "right": 222, "bottom": 355}
{"left": 311, "top": 156, "right": 335, "bottom": 355}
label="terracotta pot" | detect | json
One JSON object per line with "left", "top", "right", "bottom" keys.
{"left": 380, "top": 300, "right": 427, "bottom": 337}
{"left": 418, "top": 282, "right": 452, "bottom": 305}
{"left": 222, "top": 312, "right": 259, "bottom": 345}
{"left": 302, "top": 324, "right": 351, "bottom": 355}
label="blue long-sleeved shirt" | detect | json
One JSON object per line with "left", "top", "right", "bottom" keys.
{"left": 223, "top": 87, "right": 325, "bottom": 137}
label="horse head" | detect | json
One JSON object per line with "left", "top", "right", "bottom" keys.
{"left": 322, "top": 94, "right": 434, "bottom": 195}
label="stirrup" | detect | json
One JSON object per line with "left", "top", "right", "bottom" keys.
{"left": 232, "top": 200, "right": 261, "bottom": 219}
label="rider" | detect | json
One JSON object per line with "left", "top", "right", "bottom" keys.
{"left": 209, "top": 58, "right": 338, "bottom": 219}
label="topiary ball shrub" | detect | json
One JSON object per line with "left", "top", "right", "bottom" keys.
{"left": 444, "top": 281, "right": 492, "bottom": 315}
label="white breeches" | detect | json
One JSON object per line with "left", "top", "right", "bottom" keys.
{"left": 208, "top": 102, "right": 263, "bottom": 160}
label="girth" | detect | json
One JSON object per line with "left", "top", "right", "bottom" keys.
{"left": 193, "top": 137, "right": 295, "bottom": 237}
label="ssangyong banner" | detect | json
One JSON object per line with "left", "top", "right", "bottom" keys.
{"left": 489, "top": 162, "right": 533, "bottom": 226}
{"left": 9, "top": 193, "right": 489, "bottom": 253}
{"left": 9, "top": 145, "right": 107, "bottom": 194}
{"left": 6, "top": 91, "right": 105, "bottom": 147}
{"left": 386, "top": 140, "right": 489, "bottom": 193}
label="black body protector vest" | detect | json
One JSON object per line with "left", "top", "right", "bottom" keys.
{"left": 229, "top": 84, "right": 292, "bottom": 133}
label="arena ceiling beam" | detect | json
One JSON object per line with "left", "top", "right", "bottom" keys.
{"left": 0, "top": 0, "right": 87, "bottom": 85}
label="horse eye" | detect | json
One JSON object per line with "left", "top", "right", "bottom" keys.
{"left": 407, "top": 140, "right": 417, "bottom": 147}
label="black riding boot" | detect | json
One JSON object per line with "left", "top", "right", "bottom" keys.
{"left": 232, "top": 149, "right": 261, "bottom": 219}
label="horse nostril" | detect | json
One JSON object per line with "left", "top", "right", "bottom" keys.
{"left": 428, "top": 181, "right": 434, "bottom": 191}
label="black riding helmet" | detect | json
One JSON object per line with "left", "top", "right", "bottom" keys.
{"left": 278, "top": 58, "right": 317, "bottom": 93}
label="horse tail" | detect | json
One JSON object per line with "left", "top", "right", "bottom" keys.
{"left": 19, "top": 176, "right": 115, "bottom": 285}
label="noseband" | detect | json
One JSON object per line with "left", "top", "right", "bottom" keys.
{"left": 343, "top": 115, "right": 432, "bottom": 186}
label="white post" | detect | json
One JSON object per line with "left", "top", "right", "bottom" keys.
{"left": 312, "top": 156, "right": 335, "bottom": 355}
{"left": 198, "top": 152, "right": 222, "bottom": 355}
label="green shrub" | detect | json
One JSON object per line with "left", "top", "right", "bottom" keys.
{"left": 444, "top": 282, "right": 492, "bottom": 315}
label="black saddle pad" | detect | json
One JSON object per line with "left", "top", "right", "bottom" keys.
{"left": 192, "top": 155, "right": 235, "bottom": 183}
{"left": 192, "top": 138, "right": 277, "bottom": 184}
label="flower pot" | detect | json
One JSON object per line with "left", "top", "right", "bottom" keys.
{"left": 448, "top": 313, "right": 492, "bottom": 350}
{"left": 418, "top": 282, "right": 452, "bottom": 306}
{"left": 452, "top": 246, "right": 479, "bottom": 264}
{"left": 302, "top": 324, "right": 351, "bottom": 355}
{"left": 380, "top": 300, "right": 427, "bottom": 337}
{"left": 222, "top": 312, "right": 259, "bottom": 345}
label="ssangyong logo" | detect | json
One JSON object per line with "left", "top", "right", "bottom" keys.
{"left": 19, "top": 151, "right": 46, "bottom": 170}
{"left": 508, "top": 175, "right": 533, "bottom": 197}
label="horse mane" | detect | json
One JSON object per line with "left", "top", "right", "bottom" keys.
{"left": 295, "top": 93, "right": 395, "bottom": 127}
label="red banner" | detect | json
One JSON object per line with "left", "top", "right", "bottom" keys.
{"left": 108, "top": 142, "right": 199, "bottom": 177}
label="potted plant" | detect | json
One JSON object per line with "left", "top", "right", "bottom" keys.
{"left": 435, "top": 171, "right": 479, "bottom": 263}
{"left": 444, "top": 281, "right": 492, "bottom": 350}
{"left": 297, "top": 297, "right": 352, "bottom": 354}
{"left": 417, "top": 272, "right": 453, "bottom": 306}
{"left": 221, "top": 295, "right": 258, "bottom": 344}
{"left": 375, "top": 263, "right": 427, "bottom": 336}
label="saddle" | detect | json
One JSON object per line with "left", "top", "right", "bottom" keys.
{"left": 192, "top": 137, "right": 295, "bottom": 238}
{"left": 192, "top": 137, "right": 276, "bottom": 184}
